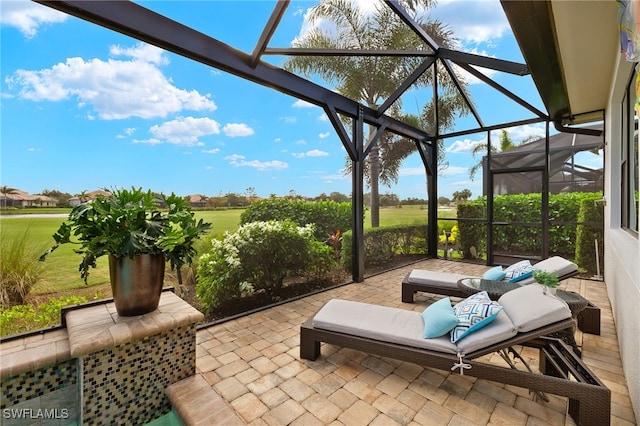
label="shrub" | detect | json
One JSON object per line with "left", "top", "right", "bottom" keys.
{"left": 341, "top": 224, "right": 428, "bottom": 269}
{"left": 438, "top": 225, "right": 458, "bottom": 245}
{"left": 575, "top": 199, "right": 604, "bottom": 275}
{"left": 240, "top": 198, "right": 352, "bottom": 241}
{"left": 457, "top": 202, "right": 486, "bottom": 259}
{"left": 196, "top": 220, "right": 336, "bottom": 313}
{"left": 456, "top": 192, "right": 603, "bottom": 261}
{"left": 1, "top": 227, "right": 48, "bottom": 307}
{"left": 0, "top": 295, "right": 87, "bottom": 337}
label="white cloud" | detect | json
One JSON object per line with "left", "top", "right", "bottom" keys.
{"left": 110, "top": 43, "right": 168, "bottom": 66}
{"left": 292, "top": 149, "right": 329, "bottom": 159}
{"left": 5, "top": 42, "right": 217, "bottom": 119}
{"left": 306, "top": 149, "right": 329, "bottom": 157}
{"left": 318, "top": 113, "right": 329, "bottom": 122}
{"left": 225, "top": 154, "right": 288, "bottom": 171}
{"left": 504, "top": 124, "right": 546, "bottom": 143}
{"left": 281, "top": 116, "right": 297, "bottom": 124}
{"left": 223, "top": 123, "right": 255, "bottom": 137}
{"left": 319, "top": 132, "right": 330, "bottom": 139}
{"left": 132, "top": 138, "right": 162, "bottom": 145}
{"left": 292, "top": 99, "right": 317, "bottom": 108}
{"left": 149, "top": 117, "right": 220, "bottom": 146}
{"left": 321, "top": 171, "right": 349, "bottom": 181}
{"left": 295, "top": 139, "right": 306, "bottom": 145}
{"left": 398, "top": 167, "right": 425, "bottom": 177}
{"left": 446, "top": 138, "right": 483, "bottom": 153}
{"left": 430, "top": 0, "right": 510, "bottom": 45}
{"left": 440, "top": 166, "right": 470, "bottom": 177}
{"left": 202, "top": 148, "right": 220, "bottom": 154}
{"left": 0, "top": 0, "right": 67, "bottom": 38}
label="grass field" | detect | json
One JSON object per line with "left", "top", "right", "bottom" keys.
{"left": 0, "top": 205, "right": 457, "bottom": 296}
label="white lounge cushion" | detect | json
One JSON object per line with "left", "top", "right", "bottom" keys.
{"left": 518, "top": 256, "right": 578, "bottom": 285}
{"left": 312, "top": 299, "right": 458, "bottom": 354}
{"left": 407, "top": 270, "right": 470, "bottom": 290}
{"left": 498, "top": 284, "right": 572, "bottom": 332}
{"left": 456, "top": 310, "right": 517, "bottom": 354}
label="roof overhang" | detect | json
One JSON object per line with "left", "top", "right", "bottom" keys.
{"left": 501, "top": 0, "right": 619, "bottom": 126}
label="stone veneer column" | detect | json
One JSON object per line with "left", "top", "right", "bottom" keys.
{"left": 65, "top": 291, "right": 203, "bottom": 425}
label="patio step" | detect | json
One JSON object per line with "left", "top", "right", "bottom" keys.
{"left": 166, "top": 374, "right": 244, "bottom": 425}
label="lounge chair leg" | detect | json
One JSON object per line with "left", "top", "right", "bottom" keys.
{"left": 401, "top": 283, "right": 415, "bottom": 303}
{"left": 300, "top": 324, "right": 320, "bottom": 360}
{"left": 538, "top": 338, "right": 611, "bottom": 426}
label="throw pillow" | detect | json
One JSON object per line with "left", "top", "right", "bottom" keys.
{"left": 421, "top": 297, "right": 459, "bottom": 338}
{"left": 482, "top": 266, "right": 506, "bottom": 281}
{"left": 450, "top": 291, "right": 503, "bottom": 343}
{"left": 503, "top": 260, "right": 534, "bottom": 283}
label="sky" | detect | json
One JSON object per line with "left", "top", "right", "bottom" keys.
{"left": 0, "top": 0, "right": 599, "bottom": 200}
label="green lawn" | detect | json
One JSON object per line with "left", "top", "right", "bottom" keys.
{"left": 1, "top": 205, "right": 456, "bottom": 295}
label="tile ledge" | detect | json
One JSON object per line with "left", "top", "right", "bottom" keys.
{"left": 66, "top": 292, "right": 204, "bottom": 357}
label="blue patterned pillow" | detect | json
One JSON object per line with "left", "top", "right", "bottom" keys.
{"left": 503, "top": 260, "right": 534, "bottom": 283}
{"left": 450, "top": 291, "right": 503, "bottom": 343}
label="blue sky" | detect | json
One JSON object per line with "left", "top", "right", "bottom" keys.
{"left": 2, "top": 0, "right": 564, "bottom": 200}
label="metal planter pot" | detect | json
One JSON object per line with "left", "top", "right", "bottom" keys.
{"left": 108, "top": 253, "right": 165, "bottom": 316}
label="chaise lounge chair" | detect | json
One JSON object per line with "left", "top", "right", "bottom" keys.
{"left": 401, "top": 256, "right": 579, "bottom": 303}
{"left": 300, "top": 284, "right": 610, "bottom": 426}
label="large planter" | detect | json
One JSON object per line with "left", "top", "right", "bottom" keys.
{"left": 109, "top": 254, "right": 165, "bottom": 316}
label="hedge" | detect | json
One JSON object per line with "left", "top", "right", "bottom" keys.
{"left": 341, "top": 224, "right": 428, "bottom": 269}
{"left": 575, "top": 199, "right": 604, "bottom": 276}
{"left": 457, "top": 191, "right": 603, "bottom": 264}
{"left": 240, "top": 198, "right": 352, "bottom": 241}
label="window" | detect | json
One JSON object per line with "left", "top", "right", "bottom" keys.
{"left": 621, "top": 66, "right": 639, "bottom": 234}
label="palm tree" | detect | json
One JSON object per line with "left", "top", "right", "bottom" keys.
{"left": 0, "top": 186, "right": 19, "bottom": 209}
{"left": 75, "top": 190, "right": 89, "bottom": 203}
{"left": 469, "top": 129, "right": 518, "bottom": 180}
{"left": 284, "top": 0, "right": 469, "bottom": 227}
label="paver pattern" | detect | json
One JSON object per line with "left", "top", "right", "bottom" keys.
{"left": 181, "top": 259, "right": 636, "bottom": 425}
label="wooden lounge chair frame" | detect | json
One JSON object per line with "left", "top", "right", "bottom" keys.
{"left": 300, "top": 315, "right": 610, "bottom": 426}
{"left": 401, "top": 265, "right": 579, "bottom": 303}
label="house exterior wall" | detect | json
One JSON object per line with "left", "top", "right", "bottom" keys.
{"left": 605, "top": 57, "right": 640, "bottom": 423}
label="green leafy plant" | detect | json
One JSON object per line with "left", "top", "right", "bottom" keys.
{"left": 0, "top": 295, "right": 87, "bottom": 337}
{"left": 533, "top": 270, "right": 560, "bottom": 288}
{"left": 40, "top": 187, "right": 211, "bottom": 284}
{"left": 240, "top": 198, "right": 353, "bottom": 241}
{"left": 196, "top": 220, "right": 336, "bottom": 313}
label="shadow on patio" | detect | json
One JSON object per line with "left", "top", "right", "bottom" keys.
{"left": 171, "top": 259, "right": 636, "bottom": 425}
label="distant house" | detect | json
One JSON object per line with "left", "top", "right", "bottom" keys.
{"left": 187, "top": 194, "right": 207, "bottom": 208}
{"left": 69, "top": 190, "right": 112, "bottom": 206}
{"left": 0, "top": 190, "right": 57, "bottom": 208}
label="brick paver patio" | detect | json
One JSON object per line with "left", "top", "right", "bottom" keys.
{"left": 171, "top": 259, "right": 636, "bottom": 425}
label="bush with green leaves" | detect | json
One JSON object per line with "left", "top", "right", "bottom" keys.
{"left": 196, "top": 220, "right": 336, "bottom": 313}
{"left": 456, "top": 191, "right": 603, "bottom": 260}
{"left": 575, "top": 198, "right": 604, "bottom": 275}
{"left": 240, "top": 198, "right": 352, "bottom": 241}
{"left": 0, "top": 295, "right": 87, "bottom": 337}
{"left": 341, "top": 224, "right": 428, "bottom": 269}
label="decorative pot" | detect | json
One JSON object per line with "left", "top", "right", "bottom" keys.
{"left": 108, "top": 254, "right": 165, "bottom": 316}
